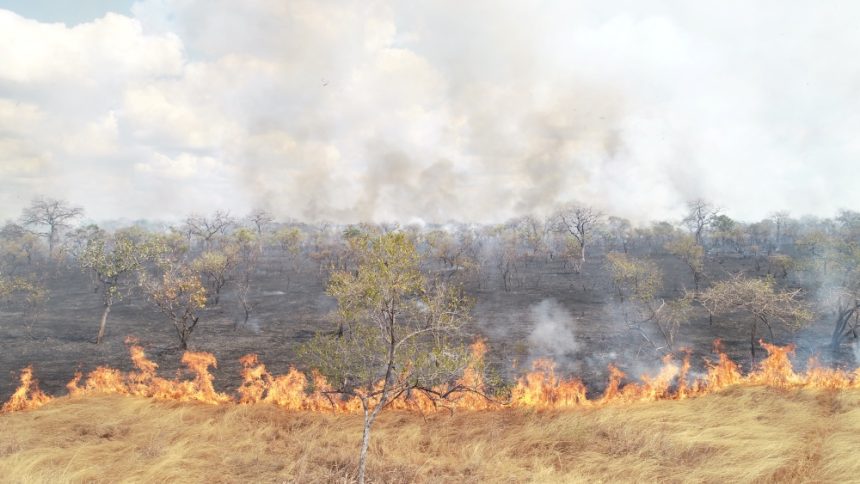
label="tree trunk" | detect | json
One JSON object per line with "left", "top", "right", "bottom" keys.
{"left": 357, "top": 411, "right": 375, "bottom": 484}
{"left": 831, "top": 308, "right": 856, "bottom": 352}
{"left": 175, "top": 323, "right": 189, "bottom": 350}
{"left": 96, "top": 303, "right": 111, "bottom": 344}
{"left": 750, "top": 319, "right": 758, "bottom": 363}
{"left": 48, "top": 226, "right": 57, "bottom": 260}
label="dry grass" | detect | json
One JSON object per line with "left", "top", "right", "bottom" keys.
{"left": 1, "top": 387, "right": 860, "bottom": 483}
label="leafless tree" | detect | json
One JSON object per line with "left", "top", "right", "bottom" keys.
{"left": 771, "top": 211, "right": 791, "bottom": 250}
{"left": 247, "top": 209, "right": 274, "bottom": 237}
{"left": 553, "top": 204, "right": 602, "bottom": 267}
{"left": 683, "top": 199, "right": 719, "bottom": 245}
{"left": 698, "top": 276, "right": 812, "bottom": 361}
{"left": 20, "top": 197, "right": 84, "bottom": 259}
{"left": 185, "top": 211, "right": 234, "bottom": 251}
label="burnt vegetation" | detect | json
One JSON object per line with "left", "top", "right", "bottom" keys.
{"left": 2, "top": 197, "right": 860, "bottom": 405}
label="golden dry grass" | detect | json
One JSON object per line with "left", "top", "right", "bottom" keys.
{"left": 1, "top": 386, "right": 860, "bottom": 483}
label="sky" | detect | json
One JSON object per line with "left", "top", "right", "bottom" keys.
{"left": 1, "top": 1, "right": 859, "bottom": 224}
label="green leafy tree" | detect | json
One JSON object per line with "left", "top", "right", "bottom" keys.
{"left": 192, "top": 248, "right": 237, "bottom": 306}
{"left": 79, "top": 228, "right": 155, "bottom": 344}
{"left": 300, "top": 232, "right": 472, "bottom": 483}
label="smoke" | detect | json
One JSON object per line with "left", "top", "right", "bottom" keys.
{"left": 3, "top": 2, "right": 860, "bottom": 223}
{"left": 527, "top": 299, "right": 579, "bottom": 364}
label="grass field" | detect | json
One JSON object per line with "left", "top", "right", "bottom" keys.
{"left": 1, "top": 386, "right": 859, "bottom": 483}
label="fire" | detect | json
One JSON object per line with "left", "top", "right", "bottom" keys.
{"left": 5, "top": 339, "right": 860, "bottom": 415}
{"left": 1, "top": 367, "right": 51, "bottom": 413}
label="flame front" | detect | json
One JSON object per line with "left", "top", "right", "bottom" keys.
{"left": 5, "top": 339, "right": 860, "bottom": 415}
{"left": 2, "top": 367, "right": 51, "bottom": 413}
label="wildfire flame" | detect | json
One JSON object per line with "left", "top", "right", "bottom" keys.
{"left": 2, "top": 366, "right": 51, "bottom": 413}
{"left": 4, "top": 338, "right": 859, "bottom": 415}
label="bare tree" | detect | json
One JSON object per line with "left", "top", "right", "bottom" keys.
{"left": 683, "top": 199, "right": 718, "bottom": 245}
{"left": 247, "top": 209, "right": 274, "bottom": 237}
{"left": 185, "top": 211, "right": 234, "bottom": 251}
{"left": 20, "top": 197, "right": 84, "bottom": 259}
{"left": 553, "top": 204, "right": 601, "bottom": 268}
{"left": 698, "top": 276, "right": 812, "bottom": 361}
{"left": 232, "top": 228, "right": 260, "bottom": 328}
{"left": 771, "top": 211, "right": 791, "bottom": 250}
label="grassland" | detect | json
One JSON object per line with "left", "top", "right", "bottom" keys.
{"left": 1, "top": 386, "right": 859, "bottom": 483}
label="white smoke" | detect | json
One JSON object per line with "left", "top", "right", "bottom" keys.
{"left": 3, "top": 2, "right": 860, "bottom": 222}
{"left": 527, "top": 299, "right": 579, "bottom": 361}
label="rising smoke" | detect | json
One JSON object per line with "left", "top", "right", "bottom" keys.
{"left": 2, "top": 1, "right": 860, "bottom": 223}
{"left": 527, "top": 299, "right": 579, "bottom": 364}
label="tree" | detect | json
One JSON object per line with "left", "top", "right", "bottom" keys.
{"left": 605, "top": 252, "right": 691, "bottom": 351}
{"left": 232, "top": 228, "right": 260, "bottom": 327}
{"left": 79, "top": 228, "right": 155, "bottom": 344}
{"left": 20, "top": 197, "right": 83, "bottom": 259}
{"left": 0, "top": 274, "right": 47, "bottom": 336}
{"left": 665, "top": 235, "right": 705, "bottom": 292}
{"left": 271, "top": 226, "right": 304, "bottom": 288}
{"left": 800, "top": 229, "right": 860, "bottom": 352}
{"left": 698, "top": 276, "right": 812, "bottom": 361}
{"left": 0, "top": 223, "right": 43, "bottom": 272}
{"left": 767, "top": 254, "right": 795, "bottom": 279}
{"left": 141, "top": 261, "right": 208, "bottom": 350}
{"left": 771, "top": 211, "right": 791, "bottom": 250}
{"left": 553, "top": 204, "right": 601, "bottom": 267}
{"left": 185, "top": 211, "right": 234, "bottom": 251}
{"left": 247, "top": 209, "right": 274, "bottom": 237}
{"left": 605, "top": 216, "right": 634, "bottom": 254}
{"left": 515, "top": 215, "right": 550, "bottom": 258}
{"left": 683, "top": 199, "right": 718, "bottom": 245}
{"left": 710, "top": 214, "right": 736, "bottom": 251}
{"left": 192, "top": 248, "right": 237, "bottom": 306}
{"left": 300, "top": 232, "right": 472, "bottom": 483}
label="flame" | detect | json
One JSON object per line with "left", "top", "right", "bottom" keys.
{"left": 1, "top": 367, "right": 51, "bottom": 413}
{"left": 5, "top": 339, "right": 860, "bottom": 415}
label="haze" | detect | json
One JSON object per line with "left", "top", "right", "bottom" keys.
{"left": 1, "top": 0, "right": 858, "bottom": 224}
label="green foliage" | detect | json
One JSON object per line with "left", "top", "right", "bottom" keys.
{"left": 271, "top": 227, "right": 303, "bottom": 255}
{"left": 300, "top": 232, "right": 473, "bottom": 399}
{"left": 79, "top": 229, "right": 160, "bottom": 302}
{"left": 605, "top": 251, "right": 662, "bottom": 302}
{"left": 141, "top": 261, "right": 207, "bottom": 349}
{"left": 0, "top": 275, "right": 47, "bottom": 309}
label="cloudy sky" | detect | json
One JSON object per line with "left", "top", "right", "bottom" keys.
{"left": 1, "top": 1, "right": 858, "bottom": 224}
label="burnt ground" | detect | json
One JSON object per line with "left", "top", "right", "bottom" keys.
{"left": 0, "top": 248, "right": 850, "bottom": 402}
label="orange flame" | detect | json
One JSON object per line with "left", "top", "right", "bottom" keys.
{"left": 4, "top": 339, "right": 860, "bottom": 415}
{"left": 1, "top": 367, "right": 51, "bottom": 413}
